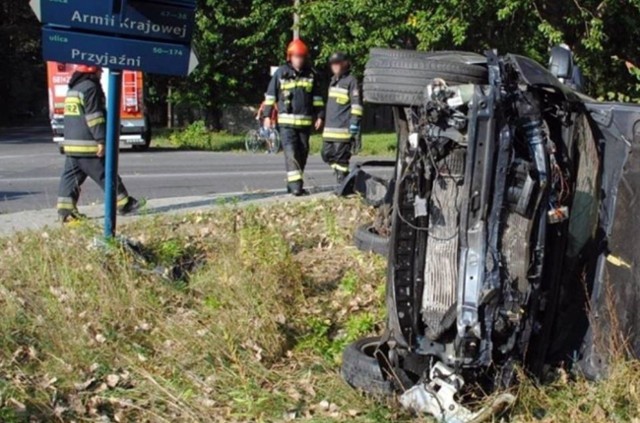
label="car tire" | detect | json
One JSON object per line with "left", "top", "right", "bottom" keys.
{"left": 364, "top": 55, "right": 488, "bottom": 106}
{"left": 341, "top": 337, "right": 394, "bottom": 396}
{"left": 368, "top": 48, "right": 486, "bottom": 65}
{"left": 354, "top": 224, "right": 389, "bottom": 256}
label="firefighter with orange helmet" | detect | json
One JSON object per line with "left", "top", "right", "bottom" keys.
{"left": 57, "top": 64, "right": 143, "bottom": 223}
{"left": 262, "top": 39, "right": 325, "bottom": 196}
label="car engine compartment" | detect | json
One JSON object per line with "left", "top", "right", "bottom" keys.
{"left": 389, "top": 54, "right": 579, "bottom": 419}
{"left": 341, "top": 49, "right": 640, "bottom": 422}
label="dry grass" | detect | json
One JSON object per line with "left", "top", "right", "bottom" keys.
{"left": 513, "top": 361, "right": 640, "bottom": 422}
{"left": 0, "top": 198, "right": 638, "bottom": 422}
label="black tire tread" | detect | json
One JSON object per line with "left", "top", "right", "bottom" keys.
{"left": 353, "top": 224, "right": 389, "bottom": 256}
{"left": 363, "top": 91, "right": 425, "bottom": 107}
{"left": 366, "top": 57, "right": 487, "bottom": 79}
{"left": 369, "top": 48, "right": 486, "bottom": 63}
{"left": 363, "top": 53, "right": 488, "bottom": 106}
{"left": 341, "top": 337, "right": 394, "bottom": 396}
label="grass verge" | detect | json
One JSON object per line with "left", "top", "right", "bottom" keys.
{"left": 152, "top": 121, "right": 396, "bottom": 156}
{"left": 0, "top": 198, "right": 638, "bottom": 422}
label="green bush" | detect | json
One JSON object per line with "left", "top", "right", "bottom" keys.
{"left": 168, "top": 120, "right": 244, "bottom": 151}
{"left": 168, "top": 120, "right": 212, "bottom": 149}
{"left": 602, "top": 57, "right": 640, "bottom": 103}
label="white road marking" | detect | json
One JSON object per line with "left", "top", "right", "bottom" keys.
{"left": 0, "top": 153, "right": 60, "bottom": 160}
{"left": 0, "top": 169, "right": 337, "bottom": 183}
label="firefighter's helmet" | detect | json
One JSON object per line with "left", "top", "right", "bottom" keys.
{"left": 287, "top": 39, "right": 309, "bottom": 59}
{"left": 75, "top": 65, "right": 101, "bottom": 74}
{"left": 329, "top": 52, "right": 348, "bottom": 64}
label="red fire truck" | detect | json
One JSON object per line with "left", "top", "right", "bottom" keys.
{"left": 46, "top": 62, "right": 151, "bottom": 152}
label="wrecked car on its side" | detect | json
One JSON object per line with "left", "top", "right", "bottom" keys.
{"left": 341, "top": 47, "right": 640, "bottom": 422}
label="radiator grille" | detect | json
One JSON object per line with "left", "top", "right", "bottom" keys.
{"left": 422, "top": 148, "right": 465, "bottom": 340}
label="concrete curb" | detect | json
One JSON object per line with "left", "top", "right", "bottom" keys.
{"left": 0, "top": 187, "right": 335, "bottom": 237}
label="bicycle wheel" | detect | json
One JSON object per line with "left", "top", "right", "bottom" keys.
{"left": 269, "top": 129, "right": 282, "bottom": 154}
{"left": 244, "top": 130, "right": 261, "bottom": 153}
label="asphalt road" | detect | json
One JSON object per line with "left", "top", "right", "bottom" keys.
{"left": 0, "top": 126, "right": 392, "bottom": 214}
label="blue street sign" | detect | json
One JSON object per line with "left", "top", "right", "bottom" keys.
{"left": 32, "top": 1, "right": 199, "bottom": 238}
{"left": 30, "top": 0, "right": 196, "bottom": 42}
{"left": 42, "top": 27, "right": 198, "bottom": 76}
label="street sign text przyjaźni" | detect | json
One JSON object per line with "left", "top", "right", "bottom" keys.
{"left": 43, "top": 27, "right": 198, "bottom": 76}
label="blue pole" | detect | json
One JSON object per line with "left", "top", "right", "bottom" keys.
{"left": 104, "top": 69, "right": 122, "bottom": 238}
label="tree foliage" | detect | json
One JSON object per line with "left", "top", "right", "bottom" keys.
{"left": 0, "top": 1, "right": 46, "bottom": 124}
{"left": 4, "top": 0, "right": 640, "bottom": 125}
{"left": 300, "top": 0, "right": 640, "bottom": 98}
{"left": 160, "top": 0, "right": 640, "bottom": 123}
{"left": 147, "top": 0, "right": 294, "bottom": 127}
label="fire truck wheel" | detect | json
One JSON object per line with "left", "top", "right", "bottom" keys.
{"left": 133, "top": 123, "right": 152, "bottom": 152}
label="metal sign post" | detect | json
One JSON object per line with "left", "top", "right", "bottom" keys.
{"left": 31, "top": 0, "right": 198, "bottom": 238}
{"left": 293, "top": 0, "right": 300, "bottom": 40}
{"left": 104, "top": 71, "right": 123, "bottom": 238}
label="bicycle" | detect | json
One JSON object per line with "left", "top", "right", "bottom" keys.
{"left": 244, "top": 126, "right": 281, "bottom": 154}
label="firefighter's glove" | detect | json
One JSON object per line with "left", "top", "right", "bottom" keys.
{"left": 349, "top": 123, "right": 360, "bottom": 136}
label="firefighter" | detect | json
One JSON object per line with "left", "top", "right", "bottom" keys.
{"left": 263, "top": 39, "right": 325, "bottom": 196}
{"left": 57, "top": 65, "right": 143, "bottom": 223}
{"left": 322, "top": 52, "right": 363, "bottom": 184}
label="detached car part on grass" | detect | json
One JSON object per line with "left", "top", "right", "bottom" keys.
{"left": 339, "top": 160, "right": 396, "bottom": 256}
{"left": 342, "top": 48, "right": 640, "bottom": 422}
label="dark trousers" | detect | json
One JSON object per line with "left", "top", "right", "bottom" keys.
{"left": 322, "top": 140, "right": 352, "bottom": 181}
{"left": 57, "top": 156, "right": 129, "bottom": 215}
{"left": 281, "top": 126, "right": 311, "bottom": 192}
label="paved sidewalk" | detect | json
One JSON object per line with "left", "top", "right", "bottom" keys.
{"left": 0, "top": 187, "right": 334, "bottom": 237}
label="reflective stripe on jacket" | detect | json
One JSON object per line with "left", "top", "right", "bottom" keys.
{"left": 323, "top": 71, "right": 362, "bottom": 142}
{"left": 63, "top": 73, "right": 106, "bottom": 156}
{"left": 262, "top": 63, "right": 325, "bottom": 128}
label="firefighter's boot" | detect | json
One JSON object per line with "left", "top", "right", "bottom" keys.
{"left": 118, "top": 197, "right": 146, "bottom": 215}
{"left": 289, "top": 181, "right": 308, "bottom": 197}
{"left": 59, "top": 209, "right": 87, "bottom": 225}
{"left": 336, "top": 169, "right": 349, "bottom": 185}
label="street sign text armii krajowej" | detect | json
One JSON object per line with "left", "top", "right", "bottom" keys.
{"left": 31, "top": 0, "right": 199, "bottom": 76}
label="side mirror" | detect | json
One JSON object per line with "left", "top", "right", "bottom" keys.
{"left": 549, "top": 45, "right": 573, "bottom": 80}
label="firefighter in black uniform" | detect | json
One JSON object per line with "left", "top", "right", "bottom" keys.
{"left": 57, "top": 65, "right": 142, "bottom": 223}
{"left": 322, "top": 52, "right": 363, "bottom": 184}
{"left": 263, "top": 39, "right": 325, "bottom": 196}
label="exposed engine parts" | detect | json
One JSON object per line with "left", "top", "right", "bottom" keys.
{"left": 369, "top": 53, "right": 576, "bottom": 422}
{"left": 400, "top": 362, "right": 516, "bottom": 423}
{"left": 345, "top": 46, "right": 640, "bottom": 423}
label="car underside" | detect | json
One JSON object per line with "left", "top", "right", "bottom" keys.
{"left": 341, "top": 48, "right": 640, "bottom": 422}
